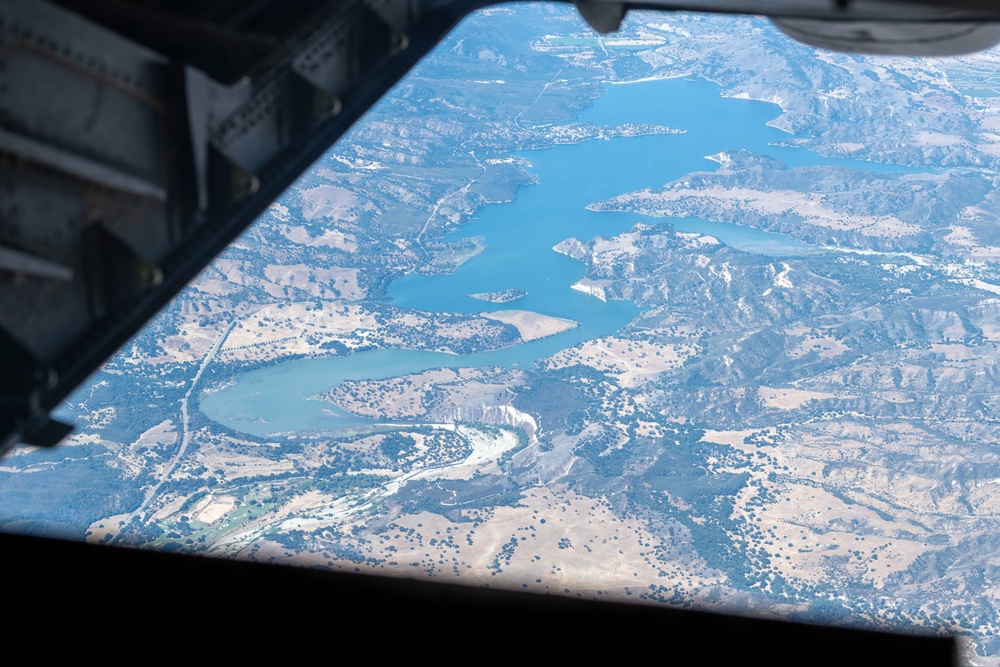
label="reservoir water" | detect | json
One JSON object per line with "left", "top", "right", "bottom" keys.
{"left": 200, "top": 76, "right": 905, "bottom": 436}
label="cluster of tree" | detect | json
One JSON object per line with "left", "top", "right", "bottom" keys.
{"left": 379, "top": 433, "right": 417, "bottom": 460}
{"left": 574, "top": 426, "right": 628, "bottom": 477}
{"left": 487, "top": 536, "right": 520, "bottom": 574}
{"left": 0, "top": 455, "right": 149, "bottom": 539}
{"left": 311, "top": 468, "right": 387, "bottom": 496}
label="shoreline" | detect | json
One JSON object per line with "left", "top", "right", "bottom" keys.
{"left": 609, "top": 72, "right": 692, "bottom": 85}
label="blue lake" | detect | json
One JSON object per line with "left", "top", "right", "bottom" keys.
{"left": 200, "top": 76, "right": 912, "bottom": 437}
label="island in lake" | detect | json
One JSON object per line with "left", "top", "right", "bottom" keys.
{"left": 469, "top": 288, "right": 527, "bottom": 303}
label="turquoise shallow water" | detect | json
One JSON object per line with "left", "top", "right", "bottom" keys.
{"left": 200, "top": 76, "right": 908, "bottom": 437}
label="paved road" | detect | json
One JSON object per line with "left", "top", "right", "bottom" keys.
{"left": 114, "top": 320, "right": 237, "bottom": 539}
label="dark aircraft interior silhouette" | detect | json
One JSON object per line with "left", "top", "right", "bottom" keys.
{"left": 2, "top": 0, "right": 994, "bottom": 660}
